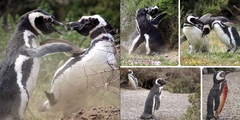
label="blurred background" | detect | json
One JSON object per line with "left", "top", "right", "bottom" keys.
{"left": 0, "top": 0, "right": 119, "bottom": 119}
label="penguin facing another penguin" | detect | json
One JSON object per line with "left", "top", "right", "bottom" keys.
{"left": 129, "top": 7, "right": 166, "bottom": 55}
{"left": 182, "top": 14, "right": 210, "bottom": 53}
{"left": 0, "top": 9, "right": 73, "bottom": 120}
{"left": 39, "top": 15, "right": 119, "bottom": 115}
{"left": 140, "top": 78, "right": 166, "bottom": 120}
{"left": 206, "top": 71, "right": 230, "bottom": 120}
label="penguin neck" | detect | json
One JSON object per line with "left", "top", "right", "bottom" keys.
{"left": 17, "top": 18, "right": 40, "bottom": 36}
{"left": 89, "top": 26, "right": 113, "bottom": 39}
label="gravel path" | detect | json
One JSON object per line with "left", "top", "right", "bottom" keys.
{"left": 121, "top": 88, "right": 191, "bottom": 120}
{"left": 202, "top": 72, "right": 240, "bottom": 120}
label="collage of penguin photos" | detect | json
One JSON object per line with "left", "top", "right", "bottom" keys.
{"left": 1, "top": 0, "right": 240, "bottom": 120}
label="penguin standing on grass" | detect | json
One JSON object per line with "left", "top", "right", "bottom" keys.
{"left": 127, "top": 69, "right": 139, "bottom": 89}
{"left": 182, "top": 14, "right": 210, "bottom": 53}
{"left": 199, "top": 13, "right": 240, "bottom": 53}
{"left": 140, "top": 78, "right": 166, "bottom": 120}
{"left": 206, "top": 71, "right": 230, "bottom": 120}
{"left": 39, "top": 15, "right": 119, "bottom": 115}
{"left": 211, "top": 20, "right": 240, "bottom": 53}
{"left": 0, "top": 9, "right": 73, "bottom": 120}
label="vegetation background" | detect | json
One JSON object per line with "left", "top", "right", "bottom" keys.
{"left": 180, "top": 0, "right": 240, "bottom": 66}
{"left": 120, "top": 0, "right": 178, "bottom": 66}
{"left": 0, "top": 0, "right": 119, "bottom": 119}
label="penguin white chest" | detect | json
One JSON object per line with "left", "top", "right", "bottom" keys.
{"left": 213, "top": 24, "right": 235, "bottom": 48}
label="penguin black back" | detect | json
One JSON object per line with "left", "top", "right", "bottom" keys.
{"left": 0, "top": 9, "right": 70, "bottom": 119}
{"left": 140, "top": 78, "right": 166, "bottom": 119}
{"left": 206, "top": 71, "right": 230, "bottom": 120}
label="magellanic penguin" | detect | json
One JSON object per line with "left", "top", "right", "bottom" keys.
{"left": 127, "top": 69, "right": 139, "bottom": 89}
{"left": 129, "top": 8, "right": 165, "bottom": 55}
{"left": 0, "top": 9, "right": 73, "bottom": 120}
{"left": 140, "top": 78, "right": 166, "bottom": 120}
{"left": 128, "top": 6, "right": 167, "bottom": 55}
{"left": 39, "top": 15, "right": 119, "bottom": 115}
{"left": 206, "top": 71, "right": 230, "bottom": 120}
{"left": 198, "top": 13, "right": 240, "bottom": 53}
{"left": 211, "top": 20, "right": 240, "bottom": 53}
{"left": 182, "top": 14, "right": 210, "bottom": 53}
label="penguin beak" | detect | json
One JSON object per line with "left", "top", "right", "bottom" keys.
{"left": 224, "top": 71, "right": 230, "bottom": 76}
{"left": 65, "top": 21, "right": 83, "bottom": 31}
{"left": 47, "top": 18, "right": 64, "bottom": 34}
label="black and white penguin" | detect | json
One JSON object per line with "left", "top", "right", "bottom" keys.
{"left": 182, "top": 14, "right": 210, "bottom": 53}
{"left": 140, "top": 78, "right": 166, "bottom": 120}
{"left": 127, "top": 69, "right": 139, "bottom": 89}
{"left": 129, "top": 8, "right": 165, "bottom": 55}
{"left": 197, "top": 13, "right": 240, "bottom": 53}
{"left": 211, "top": 20, "right": 240, "bottom": 53}
{"left": 128, "top": 6, "right": 167, "bottom": 55}
{"left": 0, "top": 9, "right": 73, "bottom": 120}
{"left": 39, "top": 15, "right": 119, "bottom": 115}
{"left": 206, "top": 71, "right": 230, "bottom": 120}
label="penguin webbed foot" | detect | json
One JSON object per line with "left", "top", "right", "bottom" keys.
{"left": 45, "top": 91, "right": 58, "bottom": 107}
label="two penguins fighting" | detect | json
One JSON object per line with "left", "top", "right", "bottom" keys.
{"left": 183, "top": 13, "right": 240, "bottom": 53}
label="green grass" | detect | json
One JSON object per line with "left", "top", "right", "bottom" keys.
{"left": 180, "top": 31, "right": 240, "bottom": 66}
{"left": 121, "top": 52, "right": 178, "bottom": 66}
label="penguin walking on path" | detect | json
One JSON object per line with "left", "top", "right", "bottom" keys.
{"left": 127, "top": 69, "right": 139, "bottom": 89}
{"left": 140, "top": 78, "right": 166, "bottom": 120}
{"left": 39, "top": 15, "right": 119, "bottom": 115}
{"left": 0, "top": 9, "right": 73, "bottom": 120}
{"left": 206, "top": 71, "right": 230, "bottom": 120}
{"left": 182, "top": 14, "right": 210, "bottom": 53}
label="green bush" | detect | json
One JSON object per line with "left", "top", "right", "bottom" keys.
{"left": 165, "top": 77, "right": 196, "bottom": 93}
{"left": 121, "top": 0, "right": 178, "bottom": 50}
{"left": 182, "top": 84, "right": 200, "bottom": 120}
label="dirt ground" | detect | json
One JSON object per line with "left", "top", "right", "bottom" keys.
{"left": 62, "top": 106, "right": 120, "bottom": 120}
{"left": 121, "top": 88, "right": 191, "bottom": 120}
{"left": 202, "top": 72, "right": 240, "bottom": 120}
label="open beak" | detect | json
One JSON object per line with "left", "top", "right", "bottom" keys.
{"left": 65, "top": 21, "right": 83, "bottom": 31}
{"left": 49, "top": 19, "right": 65, "bottom": 34}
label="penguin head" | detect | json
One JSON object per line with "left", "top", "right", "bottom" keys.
{"left": 66, "top": 15, "right": 116, "bottom": 38}
{"left": 213, "top": 71, "right": 230, "bottom": 84}
{"left": 136, "top": 8, "right": 148, "bottom": 17}
{"left": 147, "top": 6, "right": 159, "bottom": 17}
{"left": 127, "top": 69, "right": 133, "bottom": 74}
{"left": 155, "top": 78, "right": 166, "bottom": 86}
{"left": 184, "top": 14, "right": 203, "bottom": 26}
{"left": 18, "top": 9, "right": 64, "bottom": 36}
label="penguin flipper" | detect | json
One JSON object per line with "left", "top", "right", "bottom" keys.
{"left": 213, "top": 91, "right": 220, "bottom": 111}
{"left": 154, "top": 95, "right": 160, "bottom": 110}
{"left": 206, "top": 92, "right": 215, "bottom": 119}
{"left": 150, "top": 12, "right": 167, "bottom": 25}
{"left": 199, "top": 13, "right": 212, "bottom": 22}
{"left": 44, "top": 91, "right": 58, "bottom": 107}
{"left": 40, "top": 39, "right": 86, "bottom": 57}
{"left": 19, "top": 42, "right": 73, "bottom": 57}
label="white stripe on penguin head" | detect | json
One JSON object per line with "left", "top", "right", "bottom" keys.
{"left": 28, "top": 12, "right": 51, "bottom": 35}
{"left": 216, "top": 71, "right": 224, "bottom": 80}
{"left": 79, "top": 15, "right": 107, "bottom": 36}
